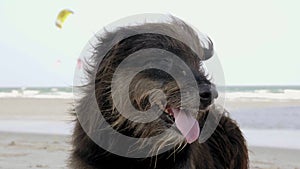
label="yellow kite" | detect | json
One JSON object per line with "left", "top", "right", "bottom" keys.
{"left": 55, "top": 9, "right": 74, "bottom": 29}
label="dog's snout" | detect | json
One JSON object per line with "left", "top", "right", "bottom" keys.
{"left": 200, "top": 91, "right": 212, "bottom": 100}
{"left": 199, "top": 85, "right": 218, "bottom": 99}
{"left": 199, "top": 84, "right": 218, "bottom": 108}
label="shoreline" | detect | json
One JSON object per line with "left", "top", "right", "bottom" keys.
{"left": 1, "top": 120, "right": 300, "bottom": 150}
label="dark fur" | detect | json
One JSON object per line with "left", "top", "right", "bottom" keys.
{"left": 69, "top": 17, "right": 249, "bottom": 169}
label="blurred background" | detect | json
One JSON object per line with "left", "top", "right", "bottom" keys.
{"left": 0, "top": 0, "right": 299, "bottom": 168}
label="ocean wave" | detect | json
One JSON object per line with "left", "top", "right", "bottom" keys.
{"left": 1, "top": 87, "right": 300, "bottom": 100}
{"left": 0, "top": 89, "right": 73, "bottom": 99}
{"left": 226, "top": 89, "right": 300, "bottom": 100}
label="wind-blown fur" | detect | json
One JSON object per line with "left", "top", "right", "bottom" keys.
{"left": 69, "top": 17, "right": 249, "bottom": 169}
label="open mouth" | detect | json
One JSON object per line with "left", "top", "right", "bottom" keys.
{"left": 163, "top": 106, "right": 175, "bottom": 122}
{"left": 161, "top": 106, "right": 200, "bottom": 144}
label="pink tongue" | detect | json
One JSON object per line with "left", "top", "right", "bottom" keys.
{"left": 172, "top": 108, "right": 200, "bottom": 144}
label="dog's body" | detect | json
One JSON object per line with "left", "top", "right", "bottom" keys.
{"left": 70, "top": 17, "right": 249, "bottom": 169}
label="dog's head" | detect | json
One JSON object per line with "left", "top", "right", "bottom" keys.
{"left": 79, "top": 17, "right": 218, "bottom": 157}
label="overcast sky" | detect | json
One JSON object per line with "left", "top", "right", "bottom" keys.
{"left": 0, "top": 0, "right": 299, "bottom": 87}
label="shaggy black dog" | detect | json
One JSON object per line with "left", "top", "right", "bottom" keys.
{"left": 69, "top": 17, "right": 249, "bottom": 169}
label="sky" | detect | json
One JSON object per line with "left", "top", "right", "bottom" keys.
{"left": 0, "top": 0, "right": 300, "bottom": 87}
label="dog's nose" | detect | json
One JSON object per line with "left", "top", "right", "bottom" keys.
{"left": 199, "top": 84, "right": 218, "bottom": 108}
{"left": 199, "top": 84, "right": 218, "bottom": 99}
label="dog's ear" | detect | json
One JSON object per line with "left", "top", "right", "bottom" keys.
{"left": 201, "top": 37, "right": 214, "bottom": 61}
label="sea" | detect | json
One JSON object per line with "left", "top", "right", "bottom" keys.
{"left": 0, "top": 86, "right": 300, "bottom": 149}
{"left": 1, "top": 85, "right": 300, "bottom": 100}
{"left": 0, "top": 87, "right": 73, "bottom": 99}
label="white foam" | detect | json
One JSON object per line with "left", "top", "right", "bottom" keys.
{"left": 22, "top": 90, "right": 40, "bottom": 95}
{"left": 0, "top": 91, "right": 73, "bottom": 99}
{"left": 226, "top": 89, "right": 300, "bottom": 100}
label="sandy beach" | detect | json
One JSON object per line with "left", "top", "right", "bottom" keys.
{"left": 1, "top": 131, "right": 300, "bottom": 169}
{"left": 1, "top": 97, "right": 300, "bottom": 169}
